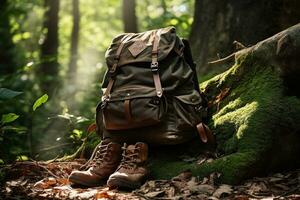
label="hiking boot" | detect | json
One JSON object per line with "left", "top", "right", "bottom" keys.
{"left": 68, "top": 139, "right": 122, "bottom": 187}
{"left": 107, "top": 142, "right": 149, "bottom": 189}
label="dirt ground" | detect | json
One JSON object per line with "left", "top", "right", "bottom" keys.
{"left": 0, "top": 160, "right": 299, "bottom": 200}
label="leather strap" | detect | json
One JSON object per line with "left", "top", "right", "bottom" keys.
{"left": 196, "top": 122, "right": 215, "bottom": 144}
{"left": 102, "top": 34, "right": 133, "bottom": 101}
{"left": 124, "top": 99, "right": 132, "bottom": 122}
{"left": 151, "top": 31, "right": 163, "bottom": 97}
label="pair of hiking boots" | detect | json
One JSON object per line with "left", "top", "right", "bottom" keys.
{"left": 68, "top": 140, "right": 148, "bottom": 189}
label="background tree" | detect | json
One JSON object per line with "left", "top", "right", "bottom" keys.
{"left": 122, "top": 0, "right": 138, "bottom": 33}
{"left": 68, "top": 0, "right": 80, "bottom": 83}
{"left": 0, "top": 0, "right": 17, "bottom": 75}
{"left": 39, "top": 0, "right": 60, "bottom": 95}
{"left": 189, "top": 0, "right": 300, "bottom": 77}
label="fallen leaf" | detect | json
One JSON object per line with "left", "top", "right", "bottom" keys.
{"left": 213, "top": 184, "right": 233, "bottom": 198}
{"left": 172, "top": 170, "right": 193, "bottom": 182}
{"left": 56, "top": 178, "right": 70, "bottom": 185}
{"left": 34, "top": 177, "right": 57, "bottom": 189}
{"left": 187, "top": 177, "right": 215, "bottom": 195}
{"left": 95, "top": 190, "right": 113, "bottom": 200}
{"left": 166, "top": 186, "right": 176, "bottom": 197}
{"left": 145, "top": 191, "right": 165, "bottom": 198}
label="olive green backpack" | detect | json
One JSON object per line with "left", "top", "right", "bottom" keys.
{"left": 96, "top": 27, "right": 214, "bottom": 145}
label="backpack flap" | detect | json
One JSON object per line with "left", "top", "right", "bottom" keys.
{"left": 104, "top": 27, "right": 179, "bottom": 70}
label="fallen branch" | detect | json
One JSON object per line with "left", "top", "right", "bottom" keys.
{"left": 207, "top": 53, "right": 236, "bottom": 66}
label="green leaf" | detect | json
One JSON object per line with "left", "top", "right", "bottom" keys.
{"left": 32, "top": 94, "right": 48, "bottom": 111}
{"left": 1, "top": 113, "right": 19, "bottom": 125}
{"left": 0, "top": 88, "right": 23, "bottom": 100}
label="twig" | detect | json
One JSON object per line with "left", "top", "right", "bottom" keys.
{"left": 208, "top": 53, "right": 236, "bottom": 66}
{"left": 31, "top": 160, "right": 60, "bottom": 179}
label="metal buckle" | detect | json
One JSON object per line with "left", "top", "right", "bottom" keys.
{"left": 109, "top": 68, "right": 117, "bottom": 78}
{"left": 151, "top": 62, "right": 158, "bottom": 72}
{"left": 101, "top": 96, "right": 110, "bottom": 109}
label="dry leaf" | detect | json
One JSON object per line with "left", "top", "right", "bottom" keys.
{"left": 56, "top": 178, "right": 70, "bottom": 185}
{"left": 172, "top": 170, "right": 193, "bottom": 182}
{"left": 34, "top": 177, "right": 57, "bottom": 189}
{"left": 95, "top": 190, "right": 113, "bottom": 200}
{"left": 187, "top": 177, "right": 215, "bottom": 195}
{"left": 145, "top": 191, "right": 165, "bottom": 198}
{"left": 213, "top": 184, "right": 233, "bottom": 198}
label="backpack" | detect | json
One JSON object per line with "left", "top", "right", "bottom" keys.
{"left": 96, "top": 27, "right": 213, "bottom": 145}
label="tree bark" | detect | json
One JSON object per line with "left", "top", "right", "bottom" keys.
{"left": 0, "top": 0, "right": 17, "bottom": 75}
{"left": 122, "top": 0, "right": 138, "bottom": 33}
{"left": 68, "top": 0, "right": 80, "bottom": 83}
{"left": 39, "top": 0, "right": 60, "bottom": 95}
{"left": 189, "top": 0, "right": 300, "bottom": 75}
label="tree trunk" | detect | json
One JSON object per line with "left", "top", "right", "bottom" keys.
{"left": 39, "top": 0, "right": 60, "bottom": 95}
{"left": 0, "top": 0, "right": 17, "bottom": 75}
{"left": 122, "top": 0, "right": 138, "bottom": 33}
{"left": 189, "top": 0, "right": 300, "bottom": 75}
{"left": 68, "top": 0, "right": 80, "bottom": 83}
{"left": 151, "top": 24, "right": 300, "bottom": 184}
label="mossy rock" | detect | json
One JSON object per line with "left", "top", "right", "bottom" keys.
{"left": 150, "top": 24, "right": 300, "bottom": 184}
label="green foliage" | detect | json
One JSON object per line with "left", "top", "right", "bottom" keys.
{"left": 0, "top": 88, "right": 23, "bottom": 100}
{"left": 0, "top": 0, "right": 195, "bottom": 163}
{"left": 1, "top": 113, "right": 19, "bottom": 125}
{"left": 137, "top": 0, "right": 194, "bottom": 38}
{"left": 32, "top": 94, "right": 48, "bottom": 111}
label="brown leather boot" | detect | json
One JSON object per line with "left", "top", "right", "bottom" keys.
{"left": 68, "top": 139, "right": 122, "bottom": 187}
{"left": 107, "top": 142, "right": 149, "bottom": 189}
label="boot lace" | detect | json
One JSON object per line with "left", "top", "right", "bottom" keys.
{"left": 80, "top": 142, "right": 109, "bottom": 170}
{"left": 118, "top": 144, "right": 140, "bottom": 170}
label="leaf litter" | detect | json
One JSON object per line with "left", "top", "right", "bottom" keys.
{"left": 0, "top": 160, "right": 299, "bottom": 200}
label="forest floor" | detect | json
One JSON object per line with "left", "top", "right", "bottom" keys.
{"left": 0, "top": 160, "right": 299, "bottom": 200}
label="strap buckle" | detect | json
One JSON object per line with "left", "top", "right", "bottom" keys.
{"left": 151, "top": 62, "right": 158, "bottom": 72}
{"left": 101, "top": 95, "right": 110, "bottom": 109}
{"left": 108, "top": 68, "right": 118, "bottom": 78}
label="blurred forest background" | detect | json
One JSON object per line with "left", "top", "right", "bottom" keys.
{"left": 0, "top": 0, "right": 299, "bottom": 164}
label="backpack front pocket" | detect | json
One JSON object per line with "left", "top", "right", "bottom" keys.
{"left": 102, "top": 95, "right": 167, "bottom": 130}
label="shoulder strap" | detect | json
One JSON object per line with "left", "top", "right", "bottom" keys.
{"left": 102, "top": 34, "right": 133, "bottom": 102}
{"left": 151, "top": 31, "right": 163, "bottom": 97}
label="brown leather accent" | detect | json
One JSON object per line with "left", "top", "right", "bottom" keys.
{"left": 197, "top": 123, "right": 208, "bottom": 143}
{"left": 153, "top": 73, "right": 162, "bottom": 97}
{"left": 151, "top": 31, "right": 163, "bottom": 97}
{"left": 124, "top": 99, "right": 132, "bottom": 122}
{"left": 196, "top": 122, "right": 214, "bottom": 144}
{"left": 128, "top": 40, "right": 147, "bottom": 57}
{"left": 103, "top": 34, "right": 133, "bottom": 100}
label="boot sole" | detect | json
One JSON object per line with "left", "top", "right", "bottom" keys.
{"left": 107, "top": 177, "right": 141, "bottom": 189}
{"left": 69, "top": 176, "right": 106, "bottom": 187}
